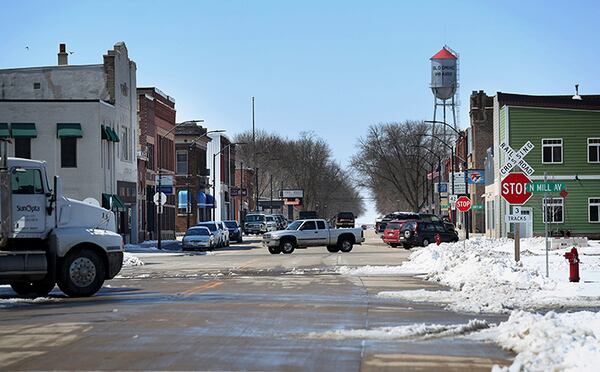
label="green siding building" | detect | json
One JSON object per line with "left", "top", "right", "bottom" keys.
{"left": 487, "top": 92, "right": 600, "bottom": 239}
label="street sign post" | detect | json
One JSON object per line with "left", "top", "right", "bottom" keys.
{"left": 526, "top": 182, "right": 566, "bottom": 193}
{"left": 153, "top": 192, "right": 167, "bottom": 207}
{"left": 449, "top": 194, "right": 458, "bottom": 210}
{"left": 456, "top": 195, "right": 471, "bottom": 213}
{"left": 501, "top": 172, "right": 533, "bottom": 205}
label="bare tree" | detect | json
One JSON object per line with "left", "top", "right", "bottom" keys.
{"left": 351, "top": 120, "right": 443, "bottom": 213}
{"left": 234, "top": 130, "right": 364, "bottom": 218}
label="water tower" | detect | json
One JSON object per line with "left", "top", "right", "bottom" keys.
{"left": 430, "top": 45, "right": 459, "bottom": 133}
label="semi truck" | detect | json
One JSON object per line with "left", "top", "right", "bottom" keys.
{"left": 0, "top": 139, "right": 123, "bottom": 297}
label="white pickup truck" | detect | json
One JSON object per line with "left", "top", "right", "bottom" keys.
{"left": 0, "top": 140, "right": 123, "bottom": 297}
{"left": 262, "top": 219, "right": 364, "bottom": 254}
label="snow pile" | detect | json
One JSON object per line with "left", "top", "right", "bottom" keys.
{"left": 0, "top": 297, "right": 57, "bottom": 308}
{"left": 123, "top": 252, "right": 144, "bottom": 267}
{"left": 309, "top": 319, "right": 490, "bottom": 340}
{"left": 375, "top": 237, "right": 600, "bottom": 313}
{"left": 472, "top": 310, "right": 600, "bottom": 371}
{"left": 126, "top": 240, "right": 181, "bottom": 252}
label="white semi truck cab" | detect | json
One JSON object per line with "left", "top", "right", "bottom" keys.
{"left": 0, "top": 140, "right": 123, "bottom": 297}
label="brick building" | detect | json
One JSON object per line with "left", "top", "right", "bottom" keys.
{"left": 137, "top": 87, "right": 177, "bottom": 241}
{"left": 468, "top": 90, "right": 494, "bottom": 233}
{"left": 233, "top": 165, "right": 255, "bottom": 223}
{"left": 174, "top": 122, "right": 212, "bottom": 232}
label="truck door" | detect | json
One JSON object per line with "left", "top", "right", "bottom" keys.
{"left": 11, "top": 167, "right": 47, "bottom": 235}
{"left": 315, "top": 220, "right": 329, "bottom": 245}
{"left": 298, "top": 220, "right": 319, "bottom": 246}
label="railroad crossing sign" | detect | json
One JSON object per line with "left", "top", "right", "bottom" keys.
{"left": 499, "top": 141, "right": 535, "bottom": 177}
{"left": 455, "top": 195, "right": 472, "bottom": 212}
{"left": 501, "top": 172, "right": 532, "bottom": 205}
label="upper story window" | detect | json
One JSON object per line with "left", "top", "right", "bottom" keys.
{"left": 542, "top": 138, "right": 562, "bottom": 164}
{"left": 176, "top": 150, "right": 188, "bottom": 175}
{"left": 121, "top": 126, "right": 130, "bottom": 162}
{"left": 14, "top": 138, "right": 31, "bottom": 159}
{"left": 588, "top": 138, "right": 600, "bottom": 163}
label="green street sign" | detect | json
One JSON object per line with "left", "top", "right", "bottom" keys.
{"left": 525, "top": 182, "right": 566, "bottom": 193}
{"left": 471, "top": 204, "right": 483, "bottom": 210}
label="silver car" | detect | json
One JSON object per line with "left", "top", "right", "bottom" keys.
{"left": 216, "top": 221, "right": 230, "bottom": 247}
{"left": 182, "top": 226, "right": 215, "bottom": 251}
{"left": 194, "top": 222, "right": 225, "bottom": 247}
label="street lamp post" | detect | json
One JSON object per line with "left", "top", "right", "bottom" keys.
{"left": 424, "top": 120, "right": 469, "bottom": 239}
{"left": 157, "top": 119, "right": 203, "bottom": 250}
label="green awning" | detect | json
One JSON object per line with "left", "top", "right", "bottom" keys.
{"left": 57, "top": 123, "right": 83, "bottom": 138}
{"left": 0, "top": 123, "right": 8, "bottom": 138}
{"left": 101, "top": 125, "right": 110, "bottom": 141}
{"left": 11, "top": 123, "right": 37, "bottom": 138}
{"left": 102, "top": 193, "right": 125, "bottom": 210}
{"left": 105, "top": 127, "right": 119, "bottom": 142}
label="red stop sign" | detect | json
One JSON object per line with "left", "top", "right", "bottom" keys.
{"left": 456, "top": 195, "right": 471, "bottom": 212}
{"left": 501, "top": 172, "right": 532, "bottom": 205}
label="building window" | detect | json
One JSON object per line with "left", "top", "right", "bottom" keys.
{"left": 61, "top": 137, "right": 77, "bottom": 168}
{"left": 543, "top": 197, "right": 564, "bottom": 223}
{"left": 121, "top": 126, "right": 130, "bottom": 161}
{"left": 588, "top": 138, "right": 600, "bottom": 163}
{"left": 590, "top": 198, "right": 600, "bottom": 223}
{"left": 147, "top": 143, "right": 155, "bottom": 170}
{"left": 14, "top": 138, "right": 31, "bottom": 159}
{"left": 542, "top": 139, "right": 562, "bottom": 164}
{"left": 176, "top": 150, "right": 188, "bottom": 175}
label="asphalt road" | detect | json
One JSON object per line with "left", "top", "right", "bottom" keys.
{"left": 0, "top": 232, "right": 513, "bottom": 371}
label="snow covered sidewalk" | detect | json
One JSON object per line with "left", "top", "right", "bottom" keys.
{"left": 338, "top": 237, "right": 600, "bottom": 371}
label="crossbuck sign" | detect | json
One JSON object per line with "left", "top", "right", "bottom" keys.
{"left": 499, "top": 141, "right": 535, "bottom": 177}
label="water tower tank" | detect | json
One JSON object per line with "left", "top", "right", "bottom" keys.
{"left": 430, "top": 46, "right": 457, "bottom": 101}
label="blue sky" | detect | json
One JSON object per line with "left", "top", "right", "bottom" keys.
{"left": 2, "top": 0, "right": 599, "bottom": 220}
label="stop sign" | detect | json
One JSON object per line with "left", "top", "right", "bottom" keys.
{"left": 456, "top": 195, "right": 471, "bottom": 212}
{"left": 501, "top": 172, "right": 532, "bottom": 205}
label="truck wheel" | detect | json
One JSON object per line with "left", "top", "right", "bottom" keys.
{"left": 422, "top": 238, "right": 430, "bottom": 247}
{"left": 268, "top": 246, "right": 281, "bottom": 254}
{"left": 57, "top": 249, "right": 106, "bottom": 297}
{"left": 338, "top": 238, "right": 353, "bottom": 253}
{"left": 280, "top": 240, "right": 295, "bottom": 254}
{"left": 10, "top": 279, "right": 55, "bottom": 297}
{"left": 326, "top": 245, "right": 340, "bottom": 253}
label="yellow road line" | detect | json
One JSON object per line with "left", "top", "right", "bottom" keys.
{"left": 180, "top": 280, "right": 223, "bottom": 296}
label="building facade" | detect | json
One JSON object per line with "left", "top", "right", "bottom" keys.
{"left": 487, "top": 92, "right": 600, "bottom": 238}
{"left": 137, "top": 87, "right": 177, "bottom": 241}
{"left": 0, "top": 42, "right": 139, "bottom": 242}
{"left": 174, "top": 122, "right": 212, "bottom": 232}
{"left": 206, "top": 133, "right": 237, "bottom": 221}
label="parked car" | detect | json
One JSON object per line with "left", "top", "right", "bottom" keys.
{"left": 377, "top": 212, "right": 420, "bottom": 233}
{"left": 335, "top": 212, "right": 355, "bottom": 228}
{"left": 194, "top": 221, "right": 226, "bottom": 247}
{"left": 398, "top": 220, "right": 459, "bottom": 249}
{"left": 216, "top": 221, "right": 230, "bottom": 246}
{"left": 273, "top": 214, "right": 288, "bottom": 229}
{"left": 223, "top": 220, "right": 243, "bottom": 243}
{"left": 182, "top": 226, "right": 215, "bottom": 251}
{"left": 263, "top": 219, "right": 364, "bottom": 254}
{"left": 243, "top": 213, "right": 277, "bottom": 235}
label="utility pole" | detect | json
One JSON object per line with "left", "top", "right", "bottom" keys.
{"left": 252, "top": 97, "right": 258, "bottom": 212}
{"left": 270, "top": 174, "right": 273, "bottom": 213}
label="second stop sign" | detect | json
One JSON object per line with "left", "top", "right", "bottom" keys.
{"left": 501, "top": 172, "right": 532, "bottom": 205}
{"left": 456, "top": 195, "right": 471, "bottom": 212}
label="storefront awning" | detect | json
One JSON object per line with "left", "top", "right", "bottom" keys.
{"left": 196, "top": 192, "right": 207, "bottom": 207}
{"left": 0, "top": 123, "right": 8, "bottom": 138}
{"left": 11, "top": 123, "right": 37, "bottom": 138}
{"left": 102, "top": 193, "right": 126, "bottom": 210}
{"left": 206, "top": 194, "right": 215, "bottom": 209}
{"left": 57, "top": 123, "right": 83, "bottom": 138}
{"left": 104, "top": 126, "right": 120, "bottom": 142}
{"left": 101, "top": 125, "right": 110, "bottom": 141}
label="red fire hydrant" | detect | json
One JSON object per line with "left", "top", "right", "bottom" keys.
{"left": 563, "top": 247, "right": 580, "bottom": 283}
{"left": 435, "top": 233, "right": 442, "bottom": 246}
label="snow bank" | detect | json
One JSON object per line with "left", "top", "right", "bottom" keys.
{"left": 0, "top": 297, "right": 57, "bottom": 308}
{"left": 472, "top": 310, "right": 600, "bottom": 371}
{"left": 125, "top": 240, "right": 180, "bottom": 252}
{"left": 309, "top": 319, "right": 490, "bottom": 340}
{"left": 123, "top": 252, "right": 144, "bottom": 267}
{"left": 374, "top": 237, "right": 600, "bottom": 313}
